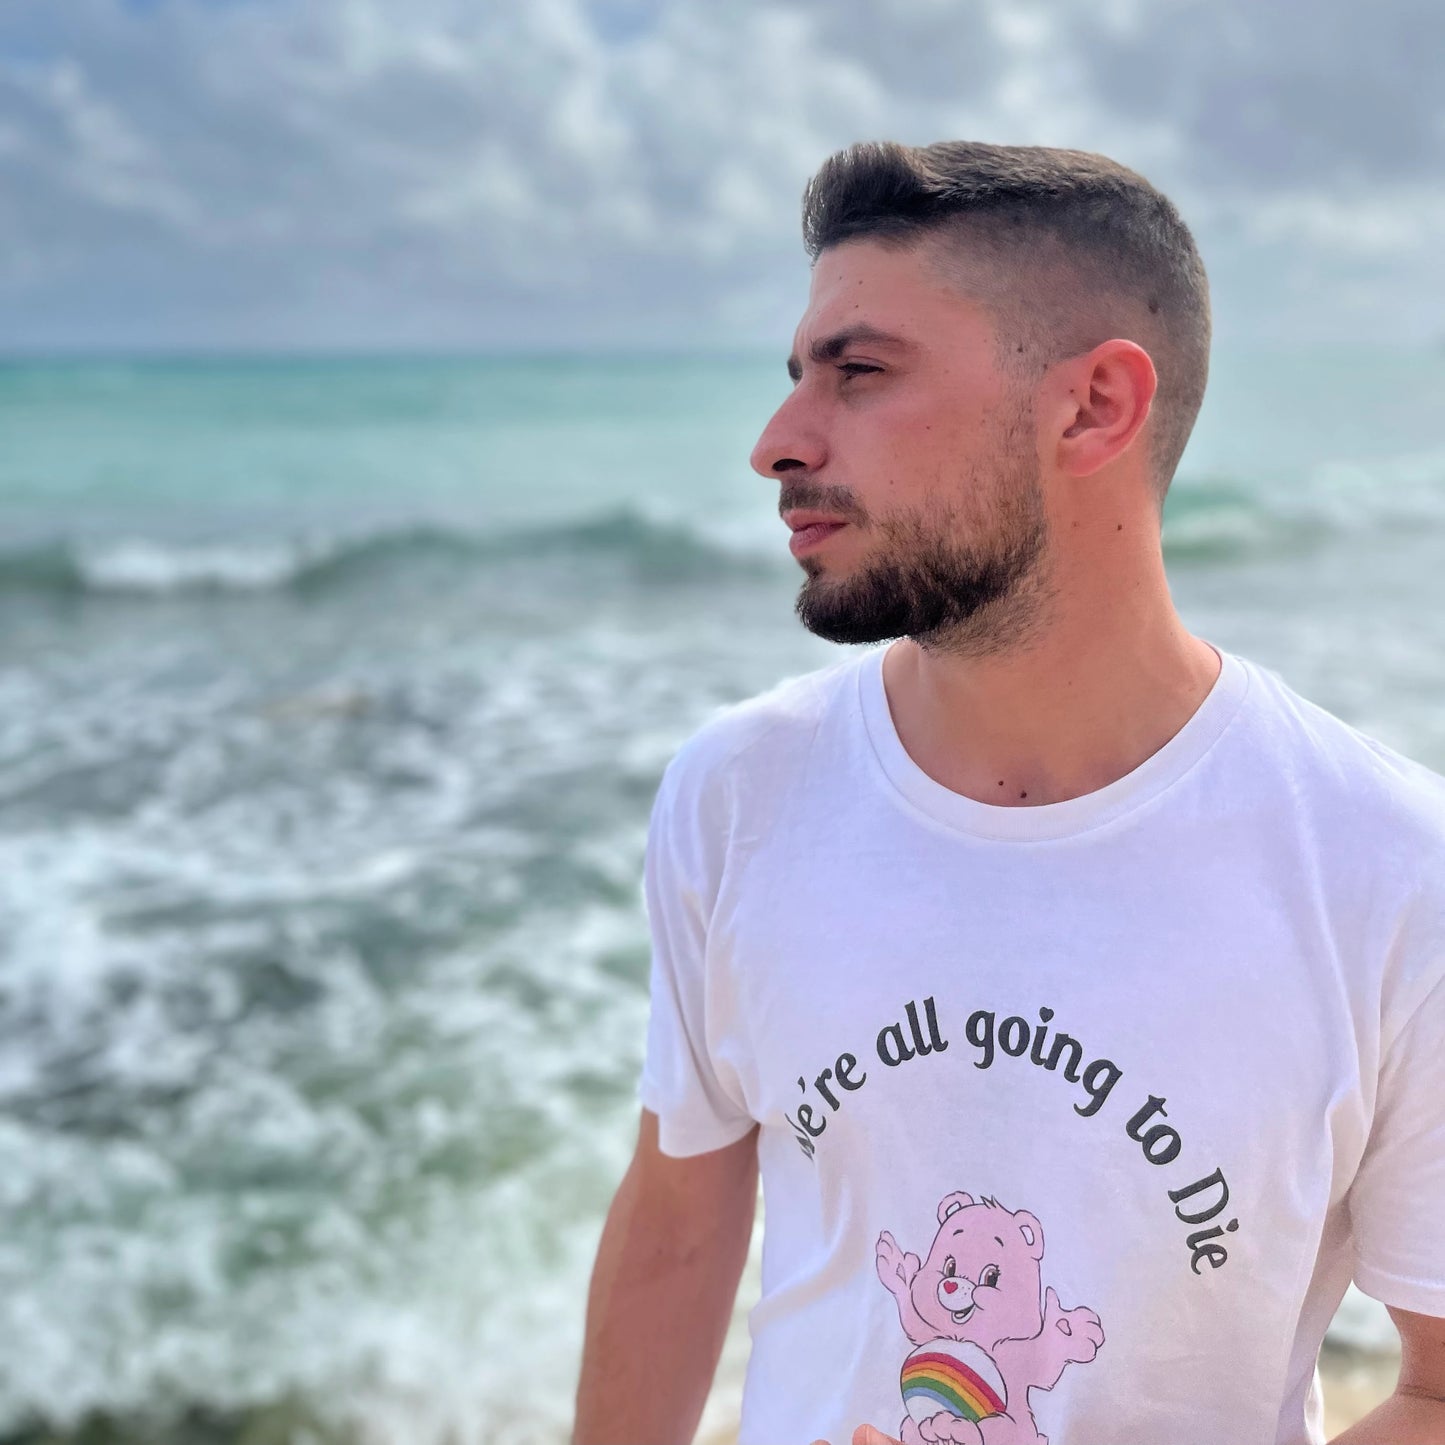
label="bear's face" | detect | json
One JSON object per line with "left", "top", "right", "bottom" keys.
{"left": 909, "top": 1192, "right": 1045, "bottom": 1349}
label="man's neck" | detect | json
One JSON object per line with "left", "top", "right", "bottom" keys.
{"left": 879, "top": 616, "right": 1223, "bottom": 809}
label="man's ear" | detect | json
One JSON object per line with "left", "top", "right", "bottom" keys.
{"left": 1052, "top": 339, "right": 1157, "bottom": 480}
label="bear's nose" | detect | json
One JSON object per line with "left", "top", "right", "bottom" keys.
{"left": 937, "top": 1275, "right": 976, "bottom": 1310}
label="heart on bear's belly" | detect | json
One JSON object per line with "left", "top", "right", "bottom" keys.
{"left": 900, "top": 1337, "right": 1008, "bottom": 1423}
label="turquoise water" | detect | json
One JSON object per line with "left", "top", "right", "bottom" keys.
{"left": 0, "top": 349, "right": 1441, "bottom": 1444}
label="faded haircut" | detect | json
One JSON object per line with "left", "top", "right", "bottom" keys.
{"left": 800, "top": 140, "right": 1212, "bottom": 519}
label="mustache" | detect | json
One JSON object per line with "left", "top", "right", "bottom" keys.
{"left": 777, "top": 484, "right": 865, "bottom": 522}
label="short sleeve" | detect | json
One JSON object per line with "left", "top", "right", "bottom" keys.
{"left": 635, "top": 758, "right": 756, "bottom": 1158}
{"left": 1348, "top": 968, "right": 1445, "bottom": 1316}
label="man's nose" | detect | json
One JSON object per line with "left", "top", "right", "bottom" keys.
{"left": 749, "top": 392, "right": 826, "bottom": 479}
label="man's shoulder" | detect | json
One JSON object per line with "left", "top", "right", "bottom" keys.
{"left": 1249, "top": 664, "right": 1445, "bottom": 1024}
{"left": 660, "top": 648, "right": 866, "bottom": 804}
{"left": 1243, "top": 654, "right": 1445, "bottom": 856}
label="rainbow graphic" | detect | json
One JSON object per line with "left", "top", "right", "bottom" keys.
{"left": 900, "top": 1338, "right": 1007, "bottom": 1424}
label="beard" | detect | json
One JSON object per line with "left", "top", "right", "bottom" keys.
{"left": 792, "top": 409, "right": 1053, "bottom": 658}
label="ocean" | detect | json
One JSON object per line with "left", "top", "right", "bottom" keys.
{"left": 0, "top": 348, "right": 1441, "bottom": 1444}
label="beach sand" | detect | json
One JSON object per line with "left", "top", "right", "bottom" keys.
{"left": 696, "top": 1342, "right": 1399, "bottom": 1444}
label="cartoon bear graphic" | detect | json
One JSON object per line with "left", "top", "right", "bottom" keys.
{"left": 875, "top": 1191, "right": 1104, "bottom": 1445}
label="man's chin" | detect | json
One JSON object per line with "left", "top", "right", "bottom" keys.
{"left": 794, "top": 601, "right": 900, "bottom": 647}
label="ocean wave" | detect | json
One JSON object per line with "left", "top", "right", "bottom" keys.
{"left": 1165, "top": 453, "right": 1445, "bottom": 561}
{"left": 2, "top": 457, "right": 1442, "bottom": 600}
{"left": 0, "top": 507, "right": 773, "bottom": 599}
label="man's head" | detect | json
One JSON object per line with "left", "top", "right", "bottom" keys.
{"left": 750, "top": 139, "right": 1211, "bottom": 655}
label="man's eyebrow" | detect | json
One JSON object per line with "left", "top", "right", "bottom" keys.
{"left": 786, "top": 324, "right": 914, "bottom": 381}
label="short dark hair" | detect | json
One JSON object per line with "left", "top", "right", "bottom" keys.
{"left": 801, "top": 140, "right": 1211, "bottom": 516}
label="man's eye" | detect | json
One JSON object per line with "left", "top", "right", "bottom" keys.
{"left": 838, "top": 362, "right": 882, "bottom": 380}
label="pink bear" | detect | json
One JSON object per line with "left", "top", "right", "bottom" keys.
{"left": 875, "top": 1191, "right": 1104, "bottom": 1445}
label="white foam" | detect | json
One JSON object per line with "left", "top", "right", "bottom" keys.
{"left": 75, "top": 536, "right": 326, "bottom": 592}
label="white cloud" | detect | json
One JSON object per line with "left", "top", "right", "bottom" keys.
{"left": 0, "top": 0, "right": 1438, "bottom": 348}
{"left": 1245, "top": 187, "right": 1443, "bottom": 257}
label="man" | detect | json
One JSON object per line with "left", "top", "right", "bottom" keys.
{"left": 571, "top": 140, "right": 1445, "bottom": 1445}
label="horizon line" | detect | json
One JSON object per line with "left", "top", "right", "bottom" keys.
{"left": 0, "top": 343, "right": 785, "bottom": 366}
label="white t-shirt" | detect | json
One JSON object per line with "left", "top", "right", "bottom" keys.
{"left": 636, "top": 641, "right": 1445, "bottom": 1445}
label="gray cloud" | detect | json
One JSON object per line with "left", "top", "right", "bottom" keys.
{"left": 1081, "top": 0, "right": 1445, "bottom": 189}
{"left": 0, "top": 0, "right": 1439, "bottom": 350}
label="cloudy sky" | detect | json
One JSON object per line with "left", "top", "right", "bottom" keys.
{"left": 0, "top": 0, "right": 1440, "bottom": 353}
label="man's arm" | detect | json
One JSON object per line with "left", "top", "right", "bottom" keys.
{"left": 572, "top": 1106, "right": 759, "bottom": 1445}
{"left": 1328, "top": 1305, "right": 1445, "bottom": 1444}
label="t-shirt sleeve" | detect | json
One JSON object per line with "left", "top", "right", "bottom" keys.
{"left": 635, "top": 756, "right": 756, "bottom": 1158}
{"left": 1348, "top": 965, "right": 1445, "bottom": 1316}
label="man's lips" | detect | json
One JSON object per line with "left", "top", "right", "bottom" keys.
{"left": 782, "top": 510, "right": 851, "bottom": 532}
{"left": 789, "top": 522, "right": 846, "bottom": 555}
{"left": 784, "top": 512, "right": 851, "bottom": 557}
